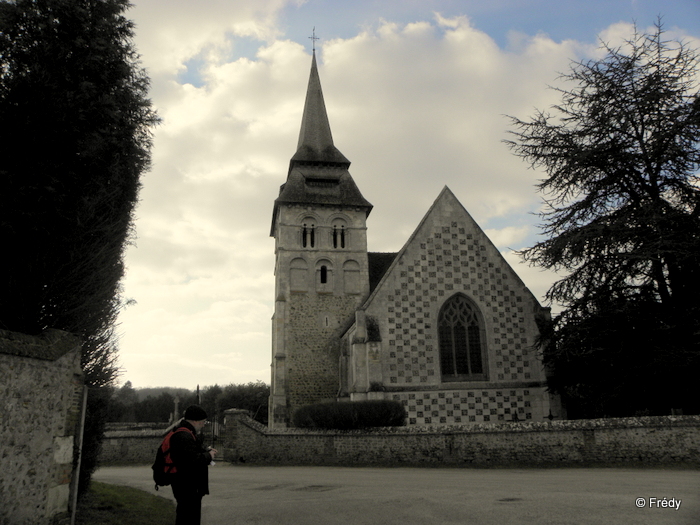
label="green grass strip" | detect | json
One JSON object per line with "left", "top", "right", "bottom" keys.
{"left": 76, "top": 481, "right": 175, "bottom": 525}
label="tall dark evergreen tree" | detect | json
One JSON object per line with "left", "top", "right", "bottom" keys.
{"left": 506, "top": 21, "right": 700, "bottom": 417}
{"left": 0, "top": 0, "right": 158, "bottom": 490}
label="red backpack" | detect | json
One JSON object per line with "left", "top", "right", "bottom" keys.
{"left": 152, "top": 427, "right": 195, "bottom": 490}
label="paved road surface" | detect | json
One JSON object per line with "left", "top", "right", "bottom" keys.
{"left": 94, "top": 464, "right": 699, "bottom": 524}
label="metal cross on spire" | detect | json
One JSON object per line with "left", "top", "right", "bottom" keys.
{"left": 309, "top": 27, "right": 319, "bottom": 52}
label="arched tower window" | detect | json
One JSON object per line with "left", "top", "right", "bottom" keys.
{"left": 333, "top": 225, "right": 346, "bottom": 248}
{"left": 301, "top": 218, "right": 316, "bottom": 248}
{"left": 315, "top": 259, "right": 333, "bottom": 292}
{"left": 438, "top": 294, "right": 487, "bottom": 381}
{"left": 331, "top": 218, "right": 348, "bottom": 249}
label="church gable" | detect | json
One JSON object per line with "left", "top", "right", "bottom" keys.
{"left": 345, "top": 187, "right": 552, "bottom": 425}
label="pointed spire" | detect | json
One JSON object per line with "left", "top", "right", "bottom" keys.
{"left": 271, "top": 48, "right": 372, "bottom": 237}
{"left": 290, "top": 51, "right": 350, "bottom": 168}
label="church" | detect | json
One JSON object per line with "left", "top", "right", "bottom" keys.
{"left": 269, "top": 52, "right": 559, "bottom": 428}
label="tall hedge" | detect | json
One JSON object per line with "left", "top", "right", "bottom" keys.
{"left": 0, "top": 0, "right": 158, "bottom": 493}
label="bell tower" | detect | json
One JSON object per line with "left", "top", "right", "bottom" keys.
{"left": 269, "top": 51, "right": 372, "bottom": 427}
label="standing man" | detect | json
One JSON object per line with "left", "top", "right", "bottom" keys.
{"left": 169, "top": 405, "right": 217, "bottom": 525}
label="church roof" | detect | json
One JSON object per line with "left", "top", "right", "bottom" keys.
{"left": 368, "top": 252, "right": 397, "bottom": 292}
{"left": 275, "top": 165, "right": 372, "bottom": 209}
{"left": 290, "top": 52, "right": 350, "bottom": 167}
{"left": 271, "top": 52, "right": 372, "bottom": 236}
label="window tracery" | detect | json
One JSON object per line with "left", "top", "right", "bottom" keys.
{"left": 438, "top": 294, "right": 487, "bottom": 381}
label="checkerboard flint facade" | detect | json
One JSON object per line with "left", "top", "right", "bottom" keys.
{"left": 340, "top": 188, "right": 557, "bottom": 426}
{"left": 392, "top": 389, "right": 533, "bottom": 426}
{"left": 384, "top": 222, "right": 536, "bottom": 386}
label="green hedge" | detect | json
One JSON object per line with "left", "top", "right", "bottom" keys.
{"left": 292, "top": 400, "right": 407, "bottom": 430}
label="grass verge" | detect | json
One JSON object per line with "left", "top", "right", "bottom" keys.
{"left": 76, "top": 481, "right": 175, "bottom": 525}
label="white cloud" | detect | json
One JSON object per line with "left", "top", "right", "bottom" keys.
{"left": 131, "top": 0, "right": 290, "bottom": 77}
{"left": 484, "top": 226, "right": 530, "bottom": 249}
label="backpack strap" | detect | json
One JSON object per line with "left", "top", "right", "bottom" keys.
{"left": 162, "top": 427, "right": 196, "bottom": 474}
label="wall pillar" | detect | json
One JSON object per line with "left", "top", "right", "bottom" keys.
{"left": 0, "top": 329, "right": 83, "bottom": 525}
{"left": 223, "top": 409, "right": 253, "bottom": 463}
{"left": 270, "top": 297, "right": 288, "bottom": 428}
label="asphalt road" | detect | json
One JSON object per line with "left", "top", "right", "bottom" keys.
{"left": 94, "top": 464, "right": 700, "bottom": 524}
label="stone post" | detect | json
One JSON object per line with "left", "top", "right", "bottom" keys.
{"left": 0, "top": 329, "right": 83, "bottom": 525}
{"left": 223, "top": 409, "right": 252, "bottom": 463}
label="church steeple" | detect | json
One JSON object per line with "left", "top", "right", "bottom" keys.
{"left": 290, "top": 51, "right": 350, "bottom": 169}
{"left": 271, "top": 52, "right": 371, "bottom": 237}
{"left": 269, "top": 48, "right": 373, "bottom": 427}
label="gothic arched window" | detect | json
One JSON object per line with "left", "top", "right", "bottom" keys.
{"left": 438, "top": 294, "right": 487, "bottom": 381}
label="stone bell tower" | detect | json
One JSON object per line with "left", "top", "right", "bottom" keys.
{"left": 269, "top": 51, "right": 372, "bottom": 428}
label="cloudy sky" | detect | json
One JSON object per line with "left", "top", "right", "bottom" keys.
{"left": 117, "top": 0, "right": 700, "bottom": 389}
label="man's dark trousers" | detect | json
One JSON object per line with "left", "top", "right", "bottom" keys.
{"left": 172, "top": 482, "right": 203, "bottom": 525}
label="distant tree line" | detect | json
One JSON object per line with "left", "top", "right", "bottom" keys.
{"left": 107, "top": 381, "right": 270, "bottom": 425}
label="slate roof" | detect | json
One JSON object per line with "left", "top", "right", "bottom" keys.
{"left": 275, "top": 165, "right": 372, "bottom": 209}
{"left": 290, "top": 51, "right": 350, "bottom": 167}
{"left": 368, "top": 252, "right": 397, "bottom": 293}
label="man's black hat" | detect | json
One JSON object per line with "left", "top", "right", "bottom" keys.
{"left": 184, "top": 405, "right": 207, "bottom": 421}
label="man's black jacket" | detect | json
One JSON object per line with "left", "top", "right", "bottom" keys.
{"left": 169, "top": 420, "right": 212, "bottom": 494}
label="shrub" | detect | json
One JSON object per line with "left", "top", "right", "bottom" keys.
{"left": 292, "top": 400, "right": 406, "bottom": 430}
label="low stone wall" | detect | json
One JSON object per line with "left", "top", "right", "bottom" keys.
{"left": 0, "top": 329, "right": 84, "bottom": 525}
{"left": 99, "top": 422, "right": 224, "bottom": 466}
{"left": 100, "top": 424, "right": 171, "bottom": 465}
{"left": 223, "top": 409, "right": 700, "bottom": 467}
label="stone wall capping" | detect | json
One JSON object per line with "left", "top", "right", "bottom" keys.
{"left": 231, "top": 413, "right": 700, "bottom": 437}
{"left": 223, "top": 410, "right": 700, "bottom": 467}
{"left": 104, "top": 429, "right": 168, "bottom": 439}
{"left": 0, "top": 328, "right": 81, "bottom": 361}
